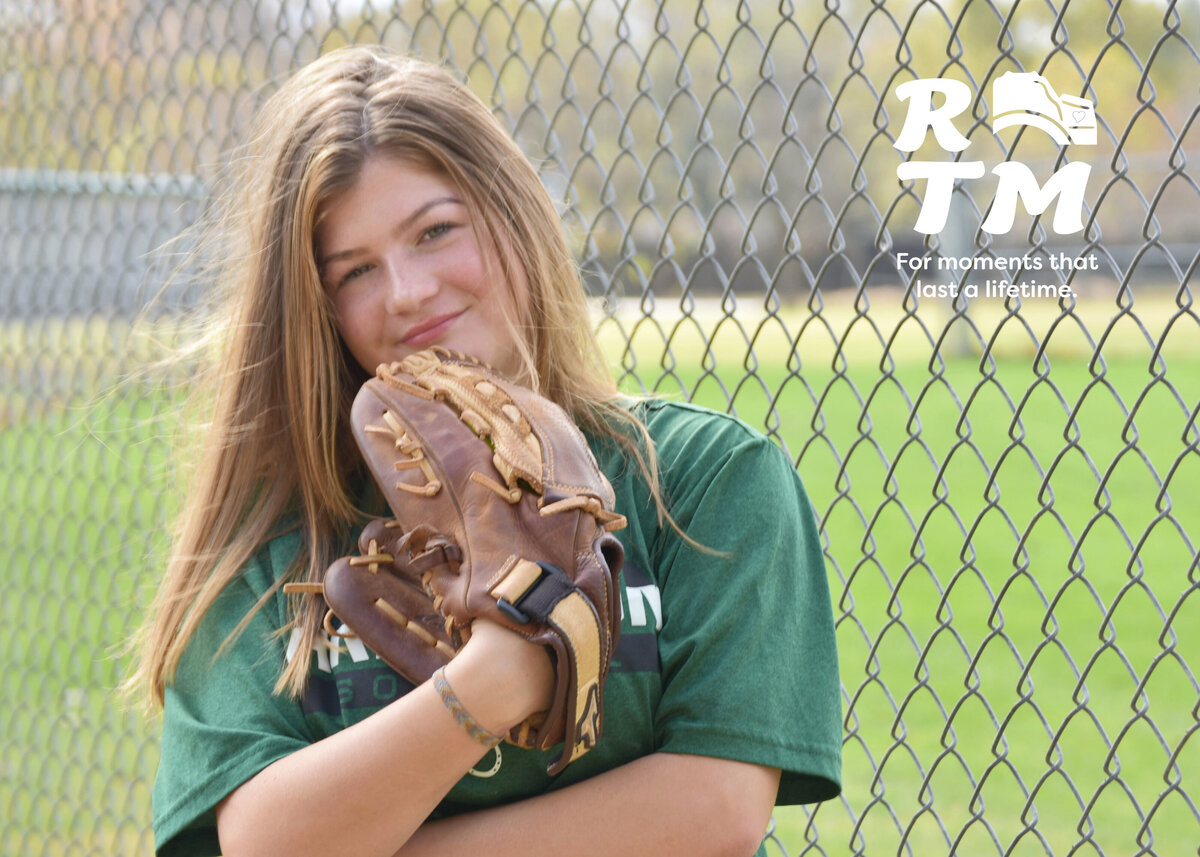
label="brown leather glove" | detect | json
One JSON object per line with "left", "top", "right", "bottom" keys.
{"left": 318, "top": 517, "right": 459, "bottom": 681}
{"left": 330, "top": 347, "right": 626, "bottom": 775}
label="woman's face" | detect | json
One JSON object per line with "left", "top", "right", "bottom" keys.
{"left": 315, "top": 155, "right": 527, "bottom": 378}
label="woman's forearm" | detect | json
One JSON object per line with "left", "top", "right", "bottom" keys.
{"left": 216, "top": 623, "right": 554, "bottom": 857}
{"left": 398, "top": 752, "right": 781, "bottom": 857}
{"left": 215, "top": 676, "right": 484, "bottom": 857}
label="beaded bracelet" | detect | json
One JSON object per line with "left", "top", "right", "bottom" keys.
{"left": 432, "top": 667, "right": 503, "bottom": 750}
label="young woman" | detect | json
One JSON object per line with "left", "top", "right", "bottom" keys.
{"left": 131, "top": 45, "right": 841, "bottom": 857}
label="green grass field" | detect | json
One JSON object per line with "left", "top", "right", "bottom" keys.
{"left": 2, "top": 292, "right": 1197, "bottom": 855}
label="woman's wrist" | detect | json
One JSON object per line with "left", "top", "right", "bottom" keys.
{"left": 431, "top": 666, "right": 503, "bottom": 748}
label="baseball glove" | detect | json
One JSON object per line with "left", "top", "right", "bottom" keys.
{"left": 326, "top": 347, "right": 626, "bottom": 775}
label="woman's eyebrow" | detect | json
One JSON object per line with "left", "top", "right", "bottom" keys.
{"left": 318, "top": 196, "right": 463, "bottom": 267}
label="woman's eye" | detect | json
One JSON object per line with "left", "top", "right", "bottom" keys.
{"left": 423, "top": 221, "right": 454, "bottom": 241}
{"left": 341, "top": 264, "right": 372, "bottom": 285}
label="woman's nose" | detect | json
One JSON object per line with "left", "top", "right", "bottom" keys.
{"left": 382, "top": 258, "right": 438, "bottom": 315}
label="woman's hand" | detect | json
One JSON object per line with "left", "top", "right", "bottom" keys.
{"left": 445, "top": 618, "right": 556, "bottom": 738}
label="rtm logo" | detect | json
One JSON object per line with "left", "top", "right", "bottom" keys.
{"left": 894, "top": 72, "right": 1096, "bottom": 235}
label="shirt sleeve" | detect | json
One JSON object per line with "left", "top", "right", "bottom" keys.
{"left": 153, "top": 534, "right": 315, "bottom": 857}
{"left": 648, "top": 413, "right": 842, "bottom": 804}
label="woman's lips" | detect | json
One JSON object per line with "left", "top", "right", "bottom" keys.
{"left": 401, "top": 311, "right": 464, "bottom": 347}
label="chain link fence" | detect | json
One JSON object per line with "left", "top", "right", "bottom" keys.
{"left": 3, "top": 1, "right": 1198, "bottom": 854}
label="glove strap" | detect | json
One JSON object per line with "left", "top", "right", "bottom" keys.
{"left": 493, "top": 561, "right": 576, "bottom": 625}
{"left": 432, "top": 667, "right": 502, "bottom": 750}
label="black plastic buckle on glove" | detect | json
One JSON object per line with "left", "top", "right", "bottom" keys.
{"left": 496, "top": 562, "right": 575, "bottom": 625}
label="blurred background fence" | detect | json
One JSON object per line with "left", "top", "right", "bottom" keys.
{"left": 3, "top": 1, "right": 1198, "bottom": 855}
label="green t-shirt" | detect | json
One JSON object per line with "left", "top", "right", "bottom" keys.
{"left": 153, "top": 400, "right": 842, "bottom": 856}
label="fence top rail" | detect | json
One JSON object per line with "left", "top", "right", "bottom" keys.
{"left": 0, "top": 168, "right": 206, "bottom": 199}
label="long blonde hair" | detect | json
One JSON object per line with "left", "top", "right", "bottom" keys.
{"left": 130, "top": 45, "right": 665, "bottom": 707}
